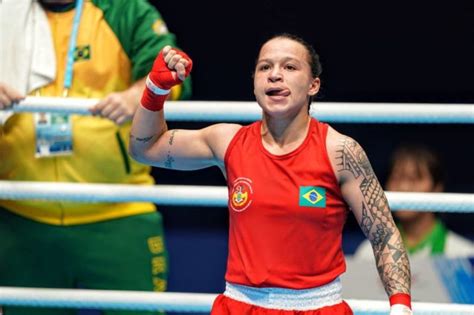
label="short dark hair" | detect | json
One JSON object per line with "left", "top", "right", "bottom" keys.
{"left": 390, "top": 144, "right": 444, "bottom": 186}
{"left": 258, "top": 33, "right": 322, "bottom": 79}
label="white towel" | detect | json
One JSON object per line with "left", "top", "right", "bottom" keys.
{"left": 0, "top": 0, "right": 56, "bottom": 94}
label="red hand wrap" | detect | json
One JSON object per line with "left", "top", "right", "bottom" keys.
{"left": 390, "top": 293, "right": 412, "bottom": 310}
{"left": 140, "top": 48, "right": 193, "bottom": 112}
{"left": 140, "top": 88, "right": 168, "bottom": 112}
{"left": 149, "top": 49, "right": 192, "bottom": 90}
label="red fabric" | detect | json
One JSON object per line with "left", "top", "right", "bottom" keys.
{"left": 149, "top": 49, "right": 192, "bottom": 90}
{"left": 140, "top": 88, "right": 167, "bottom": 111}
{"left": 140, "top": 48, "right": 192, "bottom": 111}
{"left": 390, "top": 293, "right": 412, "bottom": 309}
{"left": 224, "top": 118, "right": 348, "bottom": 289}
{"left": 211, "top": 294, "right": 353, "bottom": 315}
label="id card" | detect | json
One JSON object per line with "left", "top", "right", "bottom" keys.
{"left": 35, "top": 113, "right": 73, "bottom": 157}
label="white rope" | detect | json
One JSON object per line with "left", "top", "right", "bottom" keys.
{"left": 0, "top": 181, "right": 227, "bottom": 207}
{"left": 385, "top": 191, "right": 474, "bottom": 213}
{"left": 0, "top": 287, "right": 215, "bottom": 312}
{"left": 0, "top": 181, "right": 472, "bottom": 212}
{"left": 7, "top": 97, "right": 474, "bottom": 123}
{"left": 0, "top": 287, "right": 473, "bottom": 314}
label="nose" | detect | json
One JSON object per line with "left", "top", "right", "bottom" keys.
{"left": 268, "top": 68, "right": 282, "bottom": 82}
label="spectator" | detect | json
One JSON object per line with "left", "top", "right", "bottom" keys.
{"left": 0, "top": 1, "right": 190, "bottom": 314}
{"left": 353, "top": 144, "right": 474, "bottom": 259}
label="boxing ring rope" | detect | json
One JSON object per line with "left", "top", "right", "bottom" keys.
{"left": 0, "top": 181, "right": 473, "bottom": 212}
{"left": 0, "top": 287, "right": 472, "bottom": 314}
{"left": 2, "top": 98, "right": 473, "bottom": 314}
{"left": 7, "top": 96, "right": 474, "bottom": 123}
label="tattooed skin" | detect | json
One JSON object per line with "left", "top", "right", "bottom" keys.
{"left": 164, "top": 154, "right": 175, "bottom": 168}
{"left": 164, "top": 130, "right": 178, "bottom": 168}
{"left": 129, "top": 134, "right": 155, "bottom": 143}
{"left": 336, "top": 137, "right": 411, "bottom": 295}
{"left": 168, "top": 130, "right": 177, "bottom": 145}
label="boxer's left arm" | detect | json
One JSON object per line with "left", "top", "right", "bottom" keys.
{"left": 326, "top": 127, "right": 412, "bottom": 315}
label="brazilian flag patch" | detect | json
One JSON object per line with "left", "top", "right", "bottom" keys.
{"left": 299, "top": 186, "right": 326, "bottom": 208}
{"left": 74, "top": 45, "right": 91, "bottom": 62}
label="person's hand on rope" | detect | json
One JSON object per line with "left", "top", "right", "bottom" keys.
{"left": 0, "top": 83, "right": 24, "bottom": 110}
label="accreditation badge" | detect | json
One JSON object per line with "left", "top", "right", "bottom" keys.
{"left": 35, "top": 113, "right": 73, "bottom": 157}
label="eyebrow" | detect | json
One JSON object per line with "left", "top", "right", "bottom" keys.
{"left": 256, "top": 57, "right": 301, "bottom": 65}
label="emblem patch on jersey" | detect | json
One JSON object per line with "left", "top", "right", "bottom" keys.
{"left": 152, "top": 19, "right": 169, "bottom": 35}
{"left": 230, "top": 177, "right": 253, "bottom": 212}
{"left": 74, "top": 45, "right": 91, "bottom": 62}
{"left": 299, "top": 186, "right": 326, "bottom": 208}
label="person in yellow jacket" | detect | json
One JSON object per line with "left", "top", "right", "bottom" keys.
{"left": 0, "top": 1, "right": 191, "bottom": 314}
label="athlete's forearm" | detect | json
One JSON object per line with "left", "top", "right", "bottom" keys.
{"left": 129, "top": 105, "right": 167, "bottom": 164}
{"left": 335, "top": 136, "right": 411, "bottom": 296}
{"left": 372, "top": 228, "right": 411, "bottom": 296}
{"left": 129, "top": 45, "right": 192, "bottom": 164}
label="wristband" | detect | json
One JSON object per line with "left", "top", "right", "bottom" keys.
{"left": 390, "top": 304, "right": 412, "bottom": 315}
{"left": 140, "top": 76, "right": 169, "bottom": 112}
{"left": 390, "top": 293, "right": 411, "bottom": 309}
{"left": 146, "top": 76, "right": 170, "bottom": 95}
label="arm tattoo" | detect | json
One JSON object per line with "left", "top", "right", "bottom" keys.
{"left": 164, "top": 130, "right": 178, "bottom": 168}
{"left": 168, "top": 129, "right": 177, "bottom": 145}
{"left": 130, "top": 134, "right": 156, "bottom": 143}
{"left": 164, "top": 154, "right": 175, "bottom": 168}
{"left": 336, "top": 137, "right": 410, "bottom": 295}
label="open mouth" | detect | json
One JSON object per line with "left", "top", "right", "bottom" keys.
{"left": 265, "top": 87, "right": 291, "bottom": 97}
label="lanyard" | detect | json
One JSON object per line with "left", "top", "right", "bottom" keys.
{"left": 63, "top": 0, "right": 84, "bottom": 97}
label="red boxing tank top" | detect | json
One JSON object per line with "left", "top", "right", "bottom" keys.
{"left": 224, "top": 118, "right": 348, "bottom": 289}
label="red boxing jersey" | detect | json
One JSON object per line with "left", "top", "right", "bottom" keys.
{"left": 224, "top": 118, "right": 349, "bottom": 289}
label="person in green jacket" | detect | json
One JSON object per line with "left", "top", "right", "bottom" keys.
{"left": 0, "top": 1, "right": 191, "bottom": 314}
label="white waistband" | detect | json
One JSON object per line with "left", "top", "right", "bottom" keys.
{"left": 223, "top": 278, "right": 343, "bottom": 311}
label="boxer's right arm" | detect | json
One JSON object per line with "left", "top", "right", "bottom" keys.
{"left": 129, "top": 46, "right": 240, "bottom": 170}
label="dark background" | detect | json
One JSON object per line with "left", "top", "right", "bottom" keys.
{"left": 148, "top": 0, "right": 473, "bottom": 298}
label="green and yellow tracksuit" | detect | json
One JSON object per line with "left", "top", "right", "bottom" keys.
{"left": 0, "top": 1, "right": 189, "bottom": 313}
